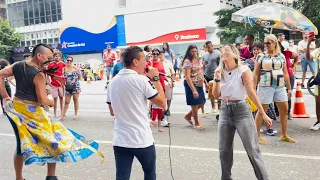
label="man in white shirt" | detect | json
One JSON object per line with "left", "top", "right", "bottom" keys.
{"left": 160, "top": 50, "right": 175, "bottom": 116}
{"left": 278, "top": 33, "right": 290, "bottom": 50}
{"left": 288, "top": 39, "right": 298, "bottom": 53}
{"left": 298, "top": 32, "right": 316, "bottom": 88}
{"left": 107, "top": 46, "right": 166, "bottom": 180}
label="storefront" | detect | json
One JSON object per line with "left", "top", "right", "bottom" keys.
{"left": 59, "top": 0, "right": 118, "bottom": 63}
{"left": 116, "top": 3, "right": 211, "bottom": 56}
{"left": 11, "top": 44, "right": 61, "bottom": 62}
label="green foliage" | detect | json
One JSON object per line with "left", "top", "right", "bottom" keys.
{"left": 214, "top": 8, "right": 268, "bottom": 44}
{"left": 0, "top": 20, "right": 22, "bottom": 59}
{"left": 292, "top": 0, "right": 320, "bottom": 32}
{"left": 241, "top": 0, "right": 265, "bottom": 7}
{"left": 215, "top": 0, "right": 320, "bottom": 44}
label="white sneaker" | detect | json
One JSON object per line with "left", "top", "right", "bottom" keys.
{"left": 161, "top": 119, "right": 170, "bottom": 127}
{"left": 260, "top": 129, "right": 264, "bottom": 133}
{"left": 207, "top": 109, "right": 219, "bottom": 115}
{"left": 310, "top": 122, "right": 320, "bottom": 131}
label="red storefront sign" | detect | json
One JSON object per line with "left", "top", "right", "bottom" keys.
{"left": 127, "top": 28, "right": 206, "bottom": 46}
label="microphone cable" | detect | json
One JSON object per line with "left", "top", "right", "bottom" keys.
{"left": 167, "top": 114, "right": 175, "bottom": 180}
{"left": 167, "top": 74, "right": 175, "bottom": 180}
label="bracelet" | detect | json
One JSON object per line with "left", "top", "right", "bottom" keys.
{"left": 214, "top": 79, "right": 221, "bottom": 83}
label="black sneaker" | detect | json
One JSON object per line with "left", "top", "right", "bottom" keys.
{"left": 288, "top": 114, "right": 293, "bottom": 120}
{"left": 266, "top": 129, "right": 278, "bottom": 136}
{"left": 46, "top": 176, "right": 58, "bottom": 180}
{"left": 166, "top": 110, "right": 171, "bottom": 116}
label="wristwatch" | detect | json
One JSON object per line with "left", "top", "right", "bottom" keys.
{"left": 214, "top": 79, "right": 221, "bottom": 83}
{"left": 152, "top": 76, "right": 159, "bottom": 82}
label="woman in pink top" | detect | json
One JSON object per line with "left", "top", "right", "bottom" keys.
{"left": 279, "top": 43, "right": 300, "bottom": 119}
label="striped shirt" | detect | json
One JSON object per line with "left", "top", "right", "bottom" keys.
{"left": 257, "top": 53, "right": 286, "bottom": 88}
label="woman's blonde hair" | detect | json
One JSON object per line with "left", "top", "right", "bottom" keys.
{"left": 265, "top": 34, "right": 281, "bottom": 54}
{"left": 218, "top": 44, "right": 241, "bottom": 73}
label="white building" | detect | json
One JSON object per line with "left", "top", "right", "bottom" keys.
{"left": 6, "top": 0, "right": 61, "bottom": 47}
{"left": 6, "top": 0, "right": 227, "bottom": 61}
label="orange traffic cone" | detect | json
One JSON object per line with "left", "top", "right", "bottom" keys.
{"left": 291, "top": 82, "right": 310, "bottom": 118}
{"left": 175, "top": 72, "right": 180, "bottom": 82}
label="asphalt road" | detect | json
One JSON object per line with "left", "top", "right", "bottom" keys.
{"left": 0, "top": 77, "right": 319, "bottom": 180}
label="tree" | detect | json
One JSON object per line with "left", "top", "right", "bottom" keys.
{"left": 214, "top": 8, "right": 268, "bottom": 44}
{"left": 215, "top": 0, "right": 320, "bottom": 44}
{"left": 241, "top": 0, "right": 265, "bottom": 7}
{"left": 292, "top": 0, "right": 320, "bottom": 31}
{"left": 0, "top": 20, "right": 22, "bottom": 59}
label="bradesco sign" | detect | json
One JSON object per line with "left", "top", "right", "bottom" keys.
{"left": 169, "top": 28, "right": 206, "bottom": 42}
{"left": 127, "top": 28, "right": 206, "bottom": 46}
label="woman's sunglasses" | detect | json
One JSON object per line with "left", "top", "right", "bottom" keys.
{"left": 152, "top": 53, "right": 159, "bottom": 56}
{"left": 66, "top": 60, "right": 73, "bottom": 62}
{"left": 263, "top": 42, "right": 272, "bottom": 45}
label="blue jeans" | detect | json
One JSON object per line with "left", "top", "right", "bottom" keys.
{"left": 219, "top": 100, "right": 268, "bottom": 180}
{"left": 114, "top": 145, "right": 156, "bottom": 180}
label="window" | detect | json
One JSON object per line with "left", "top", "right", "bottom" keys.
{"left": 8, "top": 0, "right": 63, "bottom": 28}
{"left": 118, "top": 0, "right": 126, "bottom": 7}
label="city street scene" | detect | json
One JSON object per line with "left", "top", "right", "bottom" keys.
{"left": 0, "top": 0, "right": 319, "bottom": 180}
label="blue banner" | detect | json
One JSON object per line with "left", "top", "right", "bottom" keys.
{"left": 60, "top": 25, "right": 118, "bottom": 53}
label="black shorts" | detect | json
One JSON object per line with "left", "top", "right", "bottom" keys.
{"left": 204, "top": 75, "right": 213, "bottom": 83}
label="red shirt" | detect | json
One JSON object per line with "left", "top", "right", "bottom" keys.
{"left": 103, "top": 51, "right": 116, "bottom": 66}
{"left": 240, "top": 45, "right": 254, "bottom": 59}
{"left": 47, "top": 61, "right": 66, "bottom": 87}
{"left": 146, "top": 61, "right": 166, "bottom": 91}
{"left": 283, "top": 50, "right": 294, "bottom": 76}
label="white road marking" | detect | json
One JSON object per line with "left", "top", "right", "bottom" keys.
{"left": 1, "top": 133, "right": 320, "bottom": 160}
{"left": 58, "top": 109, "right": 318, "bottom": 118}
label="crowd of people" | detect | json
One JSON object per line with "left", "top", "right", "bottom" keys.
{"left": 0, "top": 30, "right": 319, "bottom": 179}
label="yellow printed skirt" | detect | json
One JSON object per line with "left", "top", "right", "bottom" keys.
{"left": 4, "top": 100, "right": 104, "bottom": 165}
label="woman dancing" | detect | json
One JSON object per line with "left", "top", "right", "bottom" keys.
{"left": 0, "top": 44, "right": 103, "bottom": 180}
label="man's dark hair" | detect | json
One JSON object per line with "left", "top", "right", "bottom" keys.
{"left": 66, "top": 56, "right": 73, "bottom": 61}
{"left": 205, "top": 41, "right": 212, "bottom": 46}
{"left": 122, "top": 46, "right": 143, "bottom": 67}
{"left": 277, "top": 33, "right": 284, "bottom": 37}
{"left": 246, "top": 34, "right": 255, "bottom": 40}
{"left": 144, "top": 45, "right": 150, "bottom": 52}
{"left": 252, "top": 43, "right": 264, "bottom": 51}
{"left": 23, "top": 54, "right": 31, "bottom": 58}
{"left": 151, "top": 48, "right": 160, "bottom": 54}
{"left": 0, "top": 59, "right": 9, "bottom": 69}
{"left": 236, "top": 43, "right": 241, "bottom": 47}
{"left": 32, "top": 43, "right": 53, "bottom": 57}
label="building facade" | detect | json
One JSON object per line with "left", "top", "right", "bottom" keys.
{"left": 7, "top": 0, "right": 225, "bottom": 62}
{"left": 0, "top": 0, "right": 6, "bottom": 20}
{"left": 6, "top": 0, "right": 61, "bottom": 47}
{"left": 58, "top": 0, "right": 222, "bottom": 61}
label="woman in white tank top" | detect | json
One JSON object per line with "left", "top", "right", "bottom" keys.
{"left": 212, "top": 44, "right": 272, "bottom": 180}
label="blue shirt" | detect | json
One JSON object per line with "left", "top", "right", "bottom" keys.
{"left": 112, "top": 62, "right": 124, "bottom": 76}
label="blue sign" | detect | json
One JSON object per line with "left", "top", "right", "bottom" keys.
{"left": 60, "top": 25, "right": 118, "bottom": 53}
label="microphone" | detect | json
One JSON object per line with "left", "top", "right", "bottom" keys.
{"left": 145, "top": 67, "right": 166, "bottom": 77}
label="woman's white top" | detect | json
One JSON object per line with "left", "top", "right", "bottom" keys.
{"left": 220, "top": 65, "right": 250, "bottom": 101}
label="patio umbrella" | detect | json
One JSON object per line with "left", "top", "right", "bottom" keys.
{"left": 232, "top": 2, "right": 318, "bottom": 34}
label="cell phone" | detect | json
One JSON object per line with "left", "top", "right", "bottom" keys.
{"left": 309, "top": 31, "right": 316, "bottom": 41}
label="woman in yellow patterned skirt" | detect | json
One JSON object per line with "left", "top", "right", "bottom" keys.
{"left": 0, "top": 44, "right": 103, "bottom": 180}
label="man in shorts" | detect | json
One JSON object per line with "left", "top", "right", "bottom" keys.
{"left": 160, "top": 50, "right": 175, "bottom": 116}
{"left": 48, "top": 51, "right": 66, "bottom": 117}
{"left": 306, "top": 34, "right": 320, "bottom": 130}
{"left": 103, "top": 44, "right": 116, "bottom": 88}
{"left": 203, "top": 41, "right": 220, "bottom": 114}
{"left": 298, "top": 32, "right": 316, "bottom": 88}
